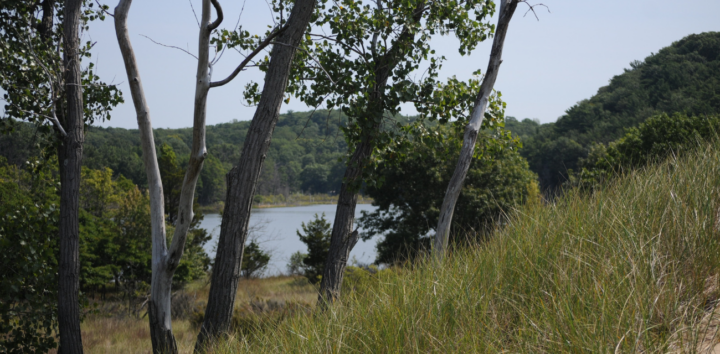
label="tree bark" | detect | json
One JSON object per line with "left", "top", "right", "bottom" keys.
{"left": 37, "top": 0, "right": 55, "bottom": 41}
{"left": 115, "top": 0, "right": 219, "bottom": 352}
{"left": 433, "top": 0, "right": 518, "bottom": 260}
{"left": 57, "top": 0, "right": 85, "bottom": 352}
{"left": 316, "top": 2, "right": 427, "bottom": 306}
{"left": 194, "top": 0, "right": 316, "bottom": 350}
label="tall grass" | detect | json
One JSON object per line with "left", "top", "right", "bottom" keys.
{"left": 216, "top": 142, "right": 720, "bottom": 353}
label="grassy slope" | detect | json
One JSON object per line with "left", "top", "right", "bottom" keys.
{"left": 218, "top": 141, "right": 720, "bottom": 353}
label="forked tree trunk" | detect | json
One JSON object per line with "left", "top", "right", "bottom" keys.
{"left": 115, "top": 0, "right": 218, "bottom": 352}
{"left": 433, "top": 0, "right": 519, "bottom": 259}
{"left": 194, "top": 0, "right": 316, "bottom": 350}
{"left": 57, "top": 1, "right": 85, "bottom": 352}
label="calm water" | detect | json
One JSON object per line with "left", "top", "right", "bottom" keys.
{"left": 198, "top": 204, "right": 378, "bottom": 275}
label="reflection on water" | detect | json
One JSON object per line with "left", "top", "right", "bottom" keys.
{"left": 198, "top": 204, "right": 378, "bottom": 275}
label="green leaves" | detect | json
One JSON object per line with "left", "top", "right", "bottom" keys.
{"left": 0, "top": 157, "right": 59, "bottom": 353}
{"left": 358, "top": 122, "right": 535, "bottom": 264}
{"left": 272, "top": 0, "right": 499, "bottom": 192}
{"left": 0, "top": 0, "right": 122, "bottom": 134}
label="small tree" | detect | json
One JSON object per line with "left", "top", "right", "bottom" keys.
{"left": 297, "top": 213, "right": 332, "bottom": 284}
{"left": 241, "top": 241, "right": 271, "bottom": 279}
{"left": 287, "top": 251, "right": 308, "bottom": 276}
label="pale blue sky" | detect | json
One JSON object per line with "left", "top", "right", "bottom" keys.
{"left": 84, "top": 0, "right": 720, "bottom": 129}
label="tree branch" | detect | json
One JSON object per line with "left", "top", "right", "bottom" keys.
{"left": 521, "top": 0, "right": 549, "bottom": 21}
{"left": 140, "top": 34, "right": 198, "bottom": 59}
{"left": 208, "top": 0, "right": 223, "bottom": 30}
{"left": 271, "top": 41, "right": 337, "bottom": 86}
{"left": 209, "top": 24, "right": 288, "bottom": 88}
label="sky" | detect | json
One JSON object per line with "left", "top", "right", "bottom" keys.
{"left": 82, "top": 0, "right": 720, "bottom": 129}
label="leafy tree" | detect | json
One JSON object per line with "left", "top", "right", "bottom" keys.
{"left": 360, "top": 123, "right": 537, "bottom": 264}
{"left": 111, "top": 186, "right": 153, "bottom": 299}
{"left": 2, "top": 0, "right": 123, "bottom": 349}
{"left": 197, "top": 0, "right": 320, "bottom": 345}
{"left": 0, "top": 156, "right": 60, "bottom": 353}
{"left": 297, "top": 213, "right": 332, "bottom": 284}
{"left": 283, "top": 0, "right": 501, "bottom": 303}
{"left": 158, "top": 143, "right": 185, "bottom": 224}
{"left": 241, "top": 241, "right": 271, "bottom": 279}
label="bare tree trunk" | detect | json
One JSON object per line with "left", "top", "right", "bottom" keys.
{"left": 57, "top": 0, "right": 84, "bottom": 352}
{"left": 195, "top": 0, "right": 316, "bottom": 350}
{"left": 115, "top": 0, "right": 219, "bottom": 352}
{"left": 433, "top": 0, "right": 519, "bottom": 260}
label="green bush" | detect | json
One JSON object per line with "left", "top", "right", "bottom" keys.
{"left": 571, "top": 113, "right": 720, "bottom": 188}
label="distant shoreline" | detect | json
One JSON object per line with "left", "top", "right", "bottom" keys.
{"left": 253, "top": 199, "right": 374, "bottom": 209}
{"left": 197, "top": 194, "right": 374, "bottom": 213}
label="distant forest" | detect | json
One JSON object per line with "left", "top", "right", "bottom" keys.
{"left": 1, "top": 110, "right": 413, "bottom": 206}
{"left": 2, "top": 32, "right": 719, "bottom": 203}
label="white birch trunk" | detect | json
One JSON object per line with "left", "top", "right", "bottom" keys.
{"left": 115, "top": 0, "right": 218, "bottom": 351}
{"left": 433, "top": 0, "right": 519, "bottom": 260}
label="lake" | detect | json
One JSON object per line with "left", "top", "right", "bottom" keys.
{"left": 198, "top": 204, "right": 379, "bottom": 275}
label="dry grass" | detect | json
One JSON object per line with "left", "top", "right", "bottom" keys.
{"left": 77, "top": 276, "right": 317, "bottom": 353}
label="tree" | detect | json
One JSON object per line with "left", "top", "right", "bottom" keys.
{"left": 297, "top": 213, "right": 332, "bottom": 283}
{"left": 360, "top": 123, "right": 536, "bottom": 264}
{"left": 197, "top": 0, "right": 318, "bottom": 348}
{"left": 115, "top": 0, "right": 309, "bottom": 350}
{"left": 240, "top": 241, "right": 271, "bottom": 279}
{"left": 434, "top": 0, "right": 521, "bottom": 259}
{"left": 285, "top": 0, "right": 498, "bottom": 305}
{"left": 1, "top": 1, "right": 121, "bottom": 351}
{"left": 114, "top": 0, "right": 218, "bottom": 350}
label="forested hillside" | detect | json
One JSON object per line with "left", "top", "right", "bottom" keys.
{"left": 1, "top": 110, "right": 412, "bottom": 205}
{"left": 506, "top": 32, "right": 720, "bottom": 190}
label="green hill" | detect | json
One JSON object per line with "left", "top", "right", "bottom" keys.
{"left": 509, "top": 32, "right": 720, "bottom": 190}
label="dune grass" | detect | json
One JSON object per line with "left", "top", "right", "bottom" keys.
{"left": 209, "top": 142, "right": 720, "bottom": 353}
